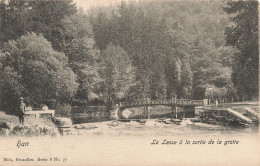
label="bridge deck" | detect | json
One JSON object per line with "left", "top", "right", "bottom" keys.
{"left": 120, "top": 99, "right": 203, "bottom": 108}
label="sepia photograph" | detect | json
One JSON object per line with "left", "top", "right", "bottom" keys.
{"left": 0, "top": 0, "right": 259, "bottom": 165}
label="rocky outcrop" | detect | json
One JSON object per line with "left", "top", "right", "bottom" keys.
{"left": 11, "top": 124, "right": 59, "bottom": 136}
{"left": 74, "top": 124, "right": 97, "bottom": 130}
{"left": 0, "top": 128, "right": 10, "bottom": 136}
{"left": 51, "top": 117, "right": 72, "bottom": 128}
{"left": 0, "top": 122, "right": 13, "bottom": 130}
{"left": 0, "top": 123, "right": 59, "bottom": 137}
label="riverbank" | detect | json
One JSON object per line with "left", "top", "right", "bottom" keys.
{"left": 60, "top": 118, "right": 259, "bottom": 137}
{"left": 0, "top": 111, "right": 59, "bottom": 137}
{"left": 1, "top": 110, "right": 258, "bottom": 137}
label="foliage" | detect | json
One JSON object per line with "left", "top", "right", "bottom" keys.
{"left": 100, "top": 44, "right": 135, "bottom": 106}
{"left": 54, "top": 103, "right": 72, "bottom": 117}
{"left": 90, "top": 1, "right": 237, "bottom": 100}
{"left": 0, "top": 33, "right": 78, "bottom": 111}
{"left": 0, "top": 0, "right": 257, "bottom": 114}
{"left": 0, "top": 66, "right": 23, "bottom": 112}
{"left": 0, "top": 0, "right": 77, "bottom": 51}
{"left": 62, "top": 9, "right": 103, "bottom": 102}
{"left": 224, "top": 0, "right": 259, "bottom": 98}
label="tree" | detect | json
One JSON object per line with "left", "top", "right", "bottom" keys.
{"left": 62, "top": 9, "right": 103, "bottom": 103}
{"left": 100, "top": 44, "right": 135, "bottom": 107}
{"left": 224, "top": 0, "right": 259, "bottom": 99}
{"left": 180, "top": 59, "right": 193, "bottom": 98}
{"left": 1, "top": 33, "right": 78, "bottom": 111}
{"left": 0, "top": 66, "right": 23, "bottom": 112}
{"left": 89, "top": 0, "right": 238, "bottom": 100}
{"left": 0, "top": 0, "right": 77, "bottom": 51}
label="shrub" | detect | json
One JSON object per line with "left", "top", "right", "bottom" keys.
{"left": 55, "top": 103, "right": 72, "bottom": 117}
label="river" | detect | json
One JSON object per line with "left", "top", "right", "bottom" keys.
{"left": 67, "top": 117, "right": 259, "bottom": 137}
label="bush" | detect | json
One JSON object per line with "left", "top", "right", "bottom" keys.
{"left": 55, "top": 103, "right": 72, "bottom": 117}
{"left": 1, "top": 33, "right": 78, "bottom": 113}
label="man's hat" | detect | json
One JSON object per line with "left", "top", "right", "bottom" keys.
{"left": 19, "top": 97, "right": 24, "bottom": 100}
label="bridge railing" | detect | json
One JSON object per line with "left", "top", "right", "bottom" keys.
{"left": 120, "top": 98, "right": 204, "bottom": 107}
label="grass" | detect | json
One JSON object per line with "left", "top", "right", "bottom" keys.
{"left": 0, "top": 111, "right": 60, "bottom": 137}
{"left": 0, "top": 111, "right": 54, "bottom": 126}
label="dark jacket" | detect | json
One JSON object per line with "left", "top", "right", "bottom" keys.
{"left": 18, "top": 102, "right": 26, "bottom": 115}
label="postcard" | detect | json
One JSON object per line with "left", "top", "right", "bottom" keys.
{"left": 0, "top": 0, "right": 259, "bottom": 165}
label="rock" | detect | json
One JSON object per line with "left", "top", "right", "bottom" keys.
{"left": 0, "top": 128, "right": 10, "bottom": 136}
{"left": 171, "top": 119, "right": 182, "bottom": 123}
{"left": 162, "top": 118, "right": 172, "bottom": 124}
{"left": 74, "top": 124, "right": 80, "bottom": 129}
{"left": 10, "top": 124, "right": 59, "bottom": 137}
{"left": 124, "top": 120, "right": 140, "bottom": 127}
{"left": 26, "top": 107, "right": 32, "bottom": 111}
{"left": 42, "top": 106, "right": 48, "bottom": 110}
{"left": 107, "top": 121, "right": 119, "bottom": 127}
{"left": 11, "top": 124, "right": 29, "bottom": 136}
{"left": 139, "top": 119, "right": 146, "bottom": 124}
{"left": 83, "top": 124, "right": 97, "bottom": 130}
{"left": 145, "top": 120, "right": 156, "bottom": 126}
{"left": 191, "top": 117, "right": 201, "bottom": 122}
{"left": 52, "top": 117, "right": 72, "bottom": 128}
{"left": 74, "top": 124, "right": 97, "bottom": 130}
{"left": 0, "top": 122, "right": 13, "bottom": 129}
{"left": 183, "top": 119, "right": 193, "bottom": 125}
{"left": 157, "top": 119, "right": 163, "bottom": 123}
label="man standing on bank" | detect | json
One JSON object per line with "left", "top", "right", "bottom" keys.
{"left": 17, "top": 97, "right": 26, "bottom": 125}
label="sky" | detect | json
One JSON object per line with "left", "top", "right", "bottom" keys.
{"left": 73, "top": 0, "right": 231, "bottom": 11}
{"left": 74, "top": 0, "right": 125, "bottom": 11}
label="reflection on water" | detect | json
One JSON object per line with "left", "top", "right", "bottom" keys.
{"left": 71, "top": 113, "right": 111, "bottom": 124}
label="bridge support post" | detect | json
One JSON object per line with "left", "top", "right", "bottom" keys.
{"left": 144, "top": 106, "right": 146, "bottom": 119}
{"left": 143, "top": 105, "right": 149, "bottom": 119}
{"left": 183, "top": 106, "right": 186, "bottom": 118}
{"left": 147, "top": 106, "right": 149, "bottom": 119}
{"left": 203, "top": 99, "right": 208, "bottom": 109}
{"left": 171, "top": 104, "right": 174, "bottom": 118}
{"left": 175, "top": 106, "right": 178, "bottom": 119}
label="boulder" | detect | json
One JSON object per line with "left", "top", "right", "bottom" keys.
{"left": 74, "top": 124, "right": 97, "bottom": 130}
{"left": 0, "top": 122, "right": 13, "bottom": 129}
{"left": 0, "top": 128, "right": 10, "bottom": 136}
{"left": 42, "top": 106, "right": 48, "bottom": 110}
{"left": 107, "top": 121, "right": 119, "bottom": 127}
{"left": 52, "top": 117, "right": 72, "bottom": 128}
{"left": 26, "top": 107, "right": 32, "bottom": 111}
{"left": 10, "top": 124, "right": 59, "bottom": 137}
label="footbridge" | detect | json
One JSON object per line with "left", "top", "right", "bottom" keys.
{"left": 119, "top": 98, "right": 204, "bottom": 108}
{"left": 117, "top": 98, "right": 204, "bottom": 120}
